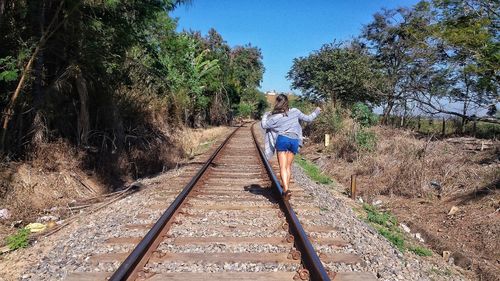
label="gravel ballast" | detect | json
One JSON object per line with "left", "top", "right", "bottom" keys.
{"left": 0, "top": 126, "right": 473, "bottom": 281}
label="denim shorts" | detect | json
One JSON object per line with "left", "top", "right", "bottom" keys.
{"left": 275, "top": 135, "right": 299, "bottom": 154}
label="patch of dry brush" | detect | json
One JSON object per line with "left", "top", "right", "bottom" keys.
{"left": 318, "top": 126, "right": 499, "bottom": 201}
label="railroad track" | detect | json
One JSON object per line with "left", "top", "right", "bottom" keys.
{"left": 66, "top": 124, "right": 376, "bottom": 281}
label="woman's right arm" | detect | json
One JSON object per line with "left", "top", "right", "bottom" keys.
{"left": 261, "top": 112, "right": 273, "bottom": 129}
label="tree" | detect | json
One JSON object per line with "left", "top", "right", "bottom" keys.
{"left": 0, "top": 0, "right": 191, "bottom": 153}
{"left": 362, "top": 6, "right": 435, "bottom": 123}
{"left": 287, "top": 42, "right": 384, "bottom": 106}
{"left": 407, "top": 0, "right": 499, "bottom": 126}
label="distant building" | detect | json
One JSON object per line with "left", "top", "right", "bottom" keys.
{"left": 264, "top": 91, "right": 297, "bottom": 106}
{"left": 264, "top": 90, "right": 294, "bottom": 97}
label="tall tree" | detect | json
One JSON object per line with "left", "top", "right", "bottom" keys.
{"left": 408, "top": 0, "right": 499, "bottom": 126}
{"left": 287, "top": 42, "right": 384, "bottom": 106}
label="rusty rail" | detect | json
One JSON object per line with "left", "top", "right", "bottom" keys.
{"left": 109, "top": 123, "right": 330, "bottom": 280}
{"left": 251, "top": 123, "right": 331, "bottom": 281}
{"left": 108, "top": 125, "right": 241, "bottom": 281}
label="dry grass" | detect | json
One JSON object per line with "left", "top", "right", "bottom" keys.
{"left": 302, "top": 125, "right": 499, "bottom": 280}
{"left": 314, "top": 126, "right": 499, "bottom": 200}
{"left": 174, "top": 126, "right": 229, "bottom": 158}
{"left": 0, "top": 141, "right": 106, "bottom": 227}
{"left": 0, "top": 126, "right": 230, "bottom": 241}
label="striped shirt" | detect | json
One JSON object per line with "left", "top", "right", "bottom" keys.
{"left": 261, "top": 108, "right": 320, "bottom": 159}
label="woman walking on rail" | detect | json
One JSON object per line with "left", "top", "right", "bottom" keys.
{"left": 261, "top": 94, "right": 321, "bottom": 198}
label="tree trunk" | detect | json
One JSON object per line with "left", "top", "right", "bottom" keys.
{"left": 75, "top": 69, "right": 89, "bottom": 146}
{"left": 111, "top": 98, "right": 125, "bottom": 151}
{"left": 0, "top": 0, "right": 6, "bottom": 26}
{"left": 382, "top": 99, "right": 394, "bottom": 125}
{"left": 461, "top": 101, "right": 467, "bottom": 134}
{"left": 32, "top": 0, "right": 46, "bottom": 107}
{"left": 460, "top": 74, "right": 470, "bottom": 134}
{"left": 0, "top": 0, "right": 7, "bottom": 28}
{"left": 32, "top": 111, "right": 46, "bottom": 147}
{"left": 0, "top": 0, "right": 67, "bottom": 151}
{"left": 30, "top": 0, "right": 47, "bottom": 149}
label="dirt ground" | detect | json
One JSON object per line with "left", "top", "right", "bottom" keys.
{"left": 300, "top": 127, "right": 499, "bottom": 281}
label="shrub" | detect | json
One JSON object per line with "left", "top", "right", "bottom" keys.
{"left": 351, "top": 102, "right": 378, "bottom": 127}
{"left": 237, "top": 102, "right": 254, "bottom": 118}
{"left": 311, "top": 104, "right": 345, "bottom": 141}
{"left": 6, "top": 228, "right": 30, "bottom": 250}
{"left": 355, "top": 130, "right": 377, "bottom": 151}
{"left": 290, "top": 99, "right": 316, "bottom": 114}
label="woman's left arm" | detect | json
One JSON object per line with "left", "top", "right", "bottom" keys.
{"left": 298, "top": 107, "right": 321, "bottom": 122}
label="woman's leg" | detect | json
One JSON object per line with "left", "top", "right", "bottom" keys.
{"left": 277, "top": 152, "right": 289, "bottom": 192}
{"left": 285, "top": 152, "right": 294, "bottom": 189}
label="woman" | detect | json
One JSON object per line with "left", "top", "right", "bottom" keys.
{"left": 261, "top": 94, "right": 321, "bottom": 198}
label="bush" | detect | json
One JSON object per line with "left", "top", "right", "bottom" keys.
{"left": 311, "top": 104, "right": 345, "bottom": 141}
{"left": 6, "top": 228, "right": 30, "bottom": 250}
{"left": 254, "top": 94, "right": 269, "bottom": 118}
{"left": 351, "top": 102, "right": 378, "bottom": 127}
{"left": 355, "top": 130, "right": 377, "bottom": 151}
{"left": 237, "top": 102, "right": 254, "bottom": 118}
{"left": 290, "top": 99, "right": 316, "bottom": 114}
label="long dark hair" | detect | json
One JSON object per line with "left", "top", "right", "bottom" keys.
{"left": 272, "top": 94, "right": 289, "bottom": 115}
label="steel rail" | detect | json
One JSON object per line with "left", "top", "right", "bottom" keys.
{"left": 109, "top": 125, "right": 241, "bottom": 281}
{"left": 251, "top": 123, "right": 331, "bottom": 281}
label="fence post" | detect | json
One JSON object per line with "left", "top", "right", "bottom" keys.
{"left": 350, "top": 175, "right": 357, "bottom": 200}
{"left": 417, "top": 116, "right": 421, "bottom": 131}
{"left": 473, "top": 120, "right": 477, "bottom": 137}
{"left": 441, "top": 117, "right": 446, "bottom": 136}
{"left": 324, "top": 134, "right": 330, "bottom": 147}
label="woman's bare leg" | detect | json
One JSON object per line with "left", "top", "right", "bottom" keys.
{"left": 277, "top": 152, "right": 289, "bottom": 192}
{"left": 285, "top": 152, "right": 294, "bottom": 189}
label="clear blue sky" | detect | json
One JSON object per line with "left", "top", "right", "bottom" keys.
{"left": 171, "top": 0, "right": 420, "bottom": 94}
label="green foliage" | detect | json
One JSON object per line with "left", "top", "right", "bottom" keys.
{"left": 408, "top": 245, "right": 433, "bottom": 257}
{"left": 429, "top": 267, "right": 452, "bottom": 276}
{"left": 363, "top": 204, "right": 433, "bottom": 256}
{"left": 314, "top": 104, "right": 345, "bottom": 137}
{"left": 236, "top": 102, "right": 254, "bottom": 118}
{"left": 0, "top": 0, "right": 266, "bottom": 158}
{"left": 0, "top": 56, "right": 19, "bottom": 82}
{"left": 363, "top": 204, "right": 405, "bottom": 251}
{"left": 6, "top": 228, "right": 30, "bottom": 250}
{"left": 355, "top": 130, "right": 377, "bottom": 151}
{"left": 351, "top": 103, "right": 378, "bottom": 127}
{"left": 253, "top": 91, "right": 269, "bottom": 117}
{"left": 404, "top": 117, "right": 500, "bottom": 139}
{"left": 287, "top": 43, "right": 384, "bottom": 105}
{"left": 286, "top": 1, "right": 498, "bottom": 125}
{"left": 290, "top": 99, "right": 316, "bottom": 114}
{"left": 364, "top": 204, "right": 397, "bottom": 227}
{"left": 295, "top": 156, "right": 333, "bottom": 185}
{"left": 375, "top": 225, "right": 406, "bottom": 251}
